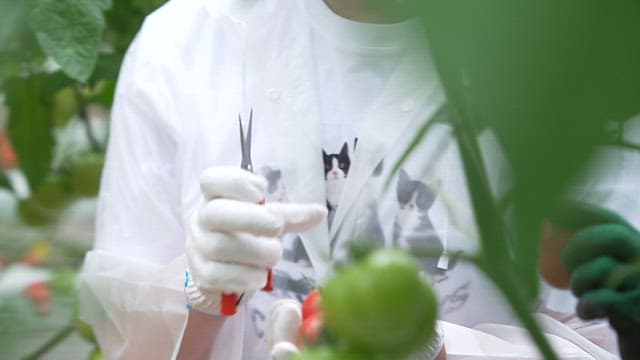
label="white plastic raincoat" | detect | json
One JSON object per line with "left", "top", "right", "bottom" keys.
{"left": 79, "top": 0, "right": 640, "bottom": 359}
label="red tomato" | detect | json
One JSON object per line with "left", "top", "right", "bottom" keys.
{"left": 0, "top": 131, "right": 18, "bottom": 168}
{"left": 24, "top": 281, "right": 51, "bottom": 314}
{"left": 302, "top": 289, "right": 322, "bottom": 320}
{"left": 299, "top": 312, "right": 323, "bottom": 345}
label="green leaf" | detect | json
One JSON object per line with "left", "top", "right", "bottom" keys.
{"left": 96, "top": 0, "right": 113, "bottom": 11}
{"left": 5, "top": 75, "right": 54, "bottom": 190}
{"left": 416, "top": 0, "right": 640, "bottom": 297}
{"left": 29, "top": 0, "right": 107, "bottom": 82}
{"left": 0, "top": 0, "right": 35, "bottom": 51}
{"left": 407, "top": 2, "right": 640, "bottom": 359}
{"left": 0, "top": 291, "right": 77, "bottom": 359}
{"left": 89, "top": 53, "right": 123, "bottom": 85}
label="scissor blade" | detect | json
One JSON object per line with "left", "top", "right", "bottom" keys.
{"left": 239, "top": 113, "right": 253, "bottom": 172}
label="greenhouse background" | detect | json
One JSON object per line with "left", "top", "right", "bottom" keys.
{"left": 0, "top": 1, "right": 164, "bottom": 358}
{"left": 1, "top": 0, "right": 639, "bottom": 359}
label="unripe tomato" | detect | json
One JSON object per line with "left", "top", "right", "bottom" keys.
{"left": 70, "top": 152, "right": 104, "bottom": 197}
{"left": 17, "top": 174, "right": 74, "bottom": 226}
{"left": 18, "top": 198, "right": 54, "bottom": 227}
{"left": 294, "top": 346, "right": 367, "bottom": 360}
{"left": 32, "top": 174, "right": 73, "bottom": 209}
{"left": 321, "top": 249, "right": 438, "bottom": 357}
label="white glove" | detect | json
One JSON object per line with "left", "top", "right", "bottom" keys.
{"left": 185, "top": 166, "right": 326, "bottom": 314}
{"left": 265, "top": 299, "right": 302, "bottom": 360}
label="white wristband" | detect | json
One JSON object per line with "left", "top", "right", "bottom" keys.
{"left": 184, "top": 268, "right": 221, "bottom": 315}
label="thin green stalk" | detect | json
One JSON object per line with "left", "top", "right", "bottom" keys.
{"left": 21, "top": 324, "right": 74, "bottom": 360}
{"left": 448, "top": 108, "right": 558, "bottom": 359}
{"left": 73, "top": 85, "right": 102, "bottom": 152}
{"left": 484, "top": 264, "right": 559, "bottom": 360}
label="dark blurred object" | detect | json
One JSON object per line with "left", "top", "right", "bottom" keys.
{"left": 403, "top": 2, "right": 640, "bottom": 359}
{"left": 553, "top": 205, "right": 640, "bottom": 360}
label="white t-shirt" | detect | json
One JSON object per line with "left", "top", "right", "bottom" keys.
{"left": 308, "top": 0, "right": 420, "bottom": 226}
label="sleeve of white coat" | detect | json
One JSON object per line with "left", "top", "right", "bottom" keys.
{"left": 78, "top": 21, "right": 190, "bottom": 359}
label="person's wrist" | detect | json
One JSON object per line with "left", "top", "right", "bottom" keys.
{"left": 184, "top": 268, "right": 255, "bottom": 316}
{"left": 184, "top": 268, "right": 222, "bottom": 315}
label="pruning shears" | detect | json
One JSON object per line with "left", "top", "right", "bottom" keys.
{"left": 219, "top": 109, "right": 274, "bottom": 316}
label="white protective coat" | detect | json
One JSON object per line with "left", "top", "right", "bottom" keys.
{"left": 79, "top": 0, "right": 640, "bottom": 359}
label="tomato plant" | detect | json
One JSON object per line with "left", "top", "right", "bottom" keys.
{"left": 321, "top": 249, "right": 438, "bottom": 358}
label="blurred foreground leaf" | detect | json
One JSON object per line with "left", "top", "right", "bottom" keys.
{"left": 406, "top": 1, "right": 640, "bottom": 358}
{"left": 419, "top": 0, "right": 640, "bottom": 302}
{"left": 29, "top": 0, "right": 108, "bottom": 82}
{"left": 0, "top": 282, "right": 76, "bottom": 359}
{"left": 0, "top": 0, "right": 35, "bottom": 52}
{"left": 5, "top": 75, "right": 54, "bottom": 190}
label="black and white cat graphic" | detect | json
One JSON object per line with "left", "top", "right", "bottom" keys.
{"left": 393, "top": 169, "right": 445, "bottom": 277}
{"left": 323, "top": 142, "right": 351, "bottom": 225}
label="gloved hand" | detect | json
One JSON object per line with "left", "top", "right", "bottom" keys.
{"left": 265, "top": 299, "right": 302, "bottom": 360}
{"left": 185, "top": 166, "right": 326, "bottom": 315}
{"left": 556, "top": 205, "right": 640, "bottom": 359}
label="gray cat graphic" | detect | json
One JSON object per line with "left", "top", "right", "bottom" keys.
{"left": 260, "top": 165, "right": 287, "bottom": 202}
{"left": 393, "top": 169, "right": 444, "bottom": 276}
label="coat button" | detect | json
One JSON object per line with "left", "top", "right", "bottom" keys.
{"left": 267, "top": 89, "right": 281, "bottom": 101}
{"left": 401, "top": 99, "right": 415, "bottom": 112}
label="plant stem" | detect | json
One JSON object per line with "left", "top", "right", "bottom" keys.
{"left": 21, "top": 324, "right": 74, "bottom": 360}
{"left": 73, "top": 85, "right": 102, "bottom": 152}
{"left": 485, "top": 264, "right": 558, "bottom": 360}
{"left": 447, "top": 107, "right": 558, "bottom": 359}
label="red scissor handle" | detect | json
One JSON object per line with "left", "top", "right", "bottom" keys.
{"left": 220, "top": 293, "right": 239, "bottom": 316}
{"left": 219, "top": 198, "right": 273, "bottom": 316}
{"left": 219, "top": 270, "right": 274, "bottom": 316}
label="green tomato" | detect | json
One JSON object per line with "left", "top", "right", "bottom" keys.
{"left": 18, "top": 197, "right": 57, "bottom": 226}
{"left": 17, "top": 174, "right": 73, "bottom": 226}
{"left": 52, "top": 87, "right": 79, "bottom": 127}
{"left": 322, "top": 249, "right": 438, "bottom": 357}
{"left": 70, "top": 152, "right": 104, "bottom": 197}
{"left": 294, "top": 346, "right": 367, "bottom": 360}
{"left": 32, "top": 174, "right": 73, "bottom": 208}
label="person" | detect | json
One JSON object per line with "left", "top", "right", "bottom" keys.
{"left": 78, "top": 0, "right": 640, "bottom": 358}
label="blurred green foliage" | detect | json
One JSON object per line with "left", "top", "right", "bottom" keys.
{"left": 404, "top": 1, "right": 640, "bottom": 358}
{"left": 1, "top": 0, "right": 165, "bottom": 192}
{"left": 0, "top": 0, "right": 165, "bottom": 358}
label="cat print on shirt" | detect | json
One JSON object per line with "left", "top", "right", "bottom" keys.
{"left": 282, "top": 235, "right": 311, "bottom": 266}
{"left": 323, "top": 142, "right": 351, "bottom": 226}
{"left": 393, "top": 169, "right": 444, "bottom": 277}
{"left": 440, "top": 282, "right": 471, "bottom": 314}
{"left": 259, "top": 165, "right": 287, "bottom": 202}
